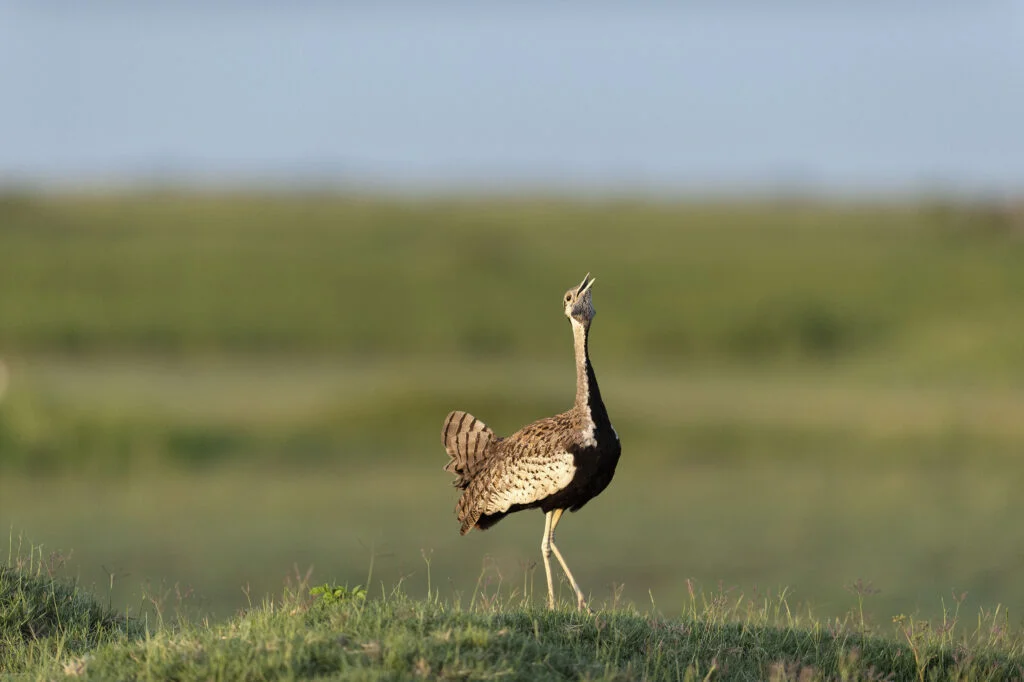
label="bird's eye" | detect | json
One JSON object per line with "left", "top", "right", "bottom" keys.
{"left": 565, "top": 294, "right": 572, "bottom": 302}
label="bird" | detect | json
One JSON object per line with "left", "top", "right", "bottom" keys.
{"left": 441, "top": 273, "right": 621, "bottom": 612}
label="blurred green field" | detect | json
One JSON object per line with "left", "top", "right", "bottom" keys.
{"left": 3, "top": 193, "right": 1024, "bottom": 376}
{"left": 1, "top": 194, "right": 1023, "bottom": 624}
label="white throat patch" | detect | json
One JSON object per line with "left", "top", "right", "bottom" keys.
{"left": 581, "top": 416, "right": 597, "bottom": 447}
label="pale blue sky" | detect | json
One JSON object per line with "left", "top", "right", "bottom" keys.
{"left": 2, "top": 2, "right": 1023, "bottom": 195}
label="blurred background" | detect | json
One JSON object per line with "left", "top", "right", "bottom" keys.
{"left": 1, "top": 2, "right": 1023, "bottom": 622}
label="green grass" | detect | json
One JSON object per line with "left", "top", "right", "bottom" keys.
{"left": 3, "top": 551, "right": 1023, "bottom": 681}
{"left": 2, "top": 194, "right": 1024, "bottom": 675}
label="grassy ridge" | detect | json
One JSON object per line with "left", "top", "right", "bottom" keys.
{"left": 3, "top": 555, "right": 1023, "bottom": 681}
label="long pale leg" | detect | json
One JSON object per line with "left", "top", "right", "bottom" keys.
{"left": 540, "top": 511, "right": 556, "bottom": 609}
{"left": 546, "top": 508, "right": 591, "bottom": 613}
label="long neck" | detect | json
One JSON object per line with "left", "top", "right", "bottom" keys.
{"left": 571, "top": 319, "right": 607, "bottom": 424}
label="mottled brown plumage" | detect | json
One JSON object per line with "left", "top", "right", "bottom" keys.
{"left": 441, "top": 273, "right": 621, "bottom": 611}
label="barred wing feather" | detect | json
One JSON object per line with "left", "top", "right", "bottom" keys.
{"left": 442, "top": 410, "right": 496, "bottom": 487}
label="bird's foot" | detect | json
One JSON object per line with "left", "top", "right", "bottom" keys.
{"left": 577, "top": 597, "right": 593, "bottom": 615}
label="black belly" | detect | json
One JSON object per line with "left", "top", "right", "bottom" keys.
{"left": 540, "top": 439, "right": 621, "bottom": 513}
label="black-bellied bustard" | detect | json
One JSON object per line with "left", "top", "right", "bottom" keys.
{"left": 442, "top": 273, "right": 621, "bottom": 612}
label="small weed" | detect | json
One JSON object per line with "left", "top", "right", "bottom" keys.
{"left": 309, "top": 583, "right": 367, "bottom": 606}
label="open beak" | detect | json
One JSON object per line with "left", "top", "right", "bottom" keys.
{"left": 576, "top": 273, "right": 596, "bottom": 296}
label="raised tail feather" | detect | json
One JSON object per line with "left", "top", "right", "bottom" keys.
{"left": 442, "top": 411, "right": 495, "bottom": 489}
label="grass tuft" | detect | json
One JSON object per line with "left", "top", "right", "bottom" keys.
{"left": 1, "top": 542, "right": 140, "bottom": 677}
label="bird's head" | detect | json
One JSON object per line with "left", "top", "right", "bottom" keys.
{"left": 563, "top": 273, "right": 596, "bottom": 327}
